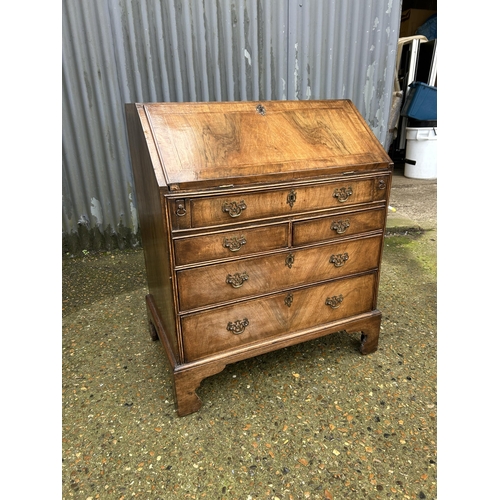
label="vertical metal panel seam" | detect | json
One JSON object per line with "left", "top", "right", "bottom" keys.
{"left": 63, "top": 3, "right": 101, "bottom": 228}
{"left": 196, "top": 1, "right": 210, "bottom": 101}
{"left": 166, "top": 0, "right": 184, "bottom": 102}
{"left": 94, "top": 1, "right": 127, "bottom": 227}
{"left": 152, "top": 0, "right": 171, "bottom": 101}
{"left": 80, "top": 2, "right": 119, "bottom": 229}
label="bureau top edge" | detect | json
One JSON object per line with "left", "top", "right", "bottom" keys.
{"left": 126, "top": 100, "right": 392, "bottom": 191}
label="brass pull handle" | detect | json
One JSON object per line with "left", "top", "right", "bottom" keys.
{"left": 330, "top": 219, "right": 350, "bottom": 234}
{"left": 223, "top": 235, "right": 247, "bottom": 252}
{"left": 325, "top": 294, "right": 343, "bottom": 309}
{"left": 378, "top": 179, "right": 387, "bottom": 190}
{"left": 285, "top": 253, "right": 295, "bottom": 269}
{"left": 222, "top": 200, "right": 247, "bottom": 217}
{"left": 333, "top": 187, "right": 353, "bottom": 203}
{"left": 175, "top": 200, "right": 187, "bottom": 217}
{"left": 284, "top": 293, "right": 293, "bottom": 308}
{"left": 287, "top": 189, "right": 297, "bottom": 208}
{"left": 226, "top": 272, "right": 249, "bottom": 288}
{"left": 227, "top": 318, "right": 249, "bottom": 335}
{"left": 329, "top": 252, "right": 349, "bottom": 267}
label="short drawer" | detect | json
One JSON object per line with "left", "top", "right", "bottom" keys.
{"left": 181, "top": 273, "right": 376, "bottom": 361}
{"left": 174, "top": 223, "right": 288, "bottom": 266}
{"left": 176, "top": 234, "right": 382, "bottom": 311}
{"left": 293, "top": 207, "right": 386, "bottom": 246}
{"left": 187, "top": 176, "right": 389, "bottom": 228}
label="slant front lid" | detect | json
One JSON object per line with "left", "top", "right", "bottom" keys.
{"left": 141, "top": 100, "right": 392, "bottom": 190}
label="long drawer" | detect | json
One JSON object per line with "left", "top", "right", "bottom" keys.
{"left": 181, "top": 273, "right": 376, "bottom": 361}
{"left": 177, "top": 234, "right": 382, "bottom": 311}
{"left": 184, "top": 176, "right": 389, "bottom": 228}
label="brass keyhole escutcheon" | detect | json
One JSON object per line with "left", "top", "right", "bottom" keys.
{"left": 284, "top": 293, "right": 293, "bottom": 308}
{"left": 287, "top": 189, "right": 297, "bottom": 208}
{"left": 285, "top": 253, "right": 295, "bottom": 269}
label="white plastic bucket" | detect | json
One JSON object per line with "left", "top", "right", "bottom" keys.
{"left": 404, "top": 127, "right": 437, "bottom": 179}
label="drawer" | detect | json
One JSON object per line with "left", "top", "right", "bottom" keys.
{"left": 187, "top": 176, "right": 389, "bottom": 228}
{"left": 173, "top": 223, "right": 288, "bottom": 266}
{"left": 177, "top": 234, "right": 382, "bottom": 311}
{"left": 293, "top": 207, "right": 386, "bottom": 246}
{"left": 181, "top": 273, "right": 376, "bottom": 361}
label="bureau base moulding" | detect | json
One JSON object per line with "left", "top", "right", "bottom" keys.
{"left": 147, "top": 293, "right": 381, "bottom": 416}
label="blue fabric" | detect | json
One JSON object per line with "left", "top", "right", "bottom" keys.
{"left": 416, "top": 14, "right": 437, "bottom": 41}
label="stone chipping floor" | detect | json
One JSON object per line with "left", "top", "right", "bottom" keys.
{"left": 62, "top": 170, "right": 437, "bottom": 499}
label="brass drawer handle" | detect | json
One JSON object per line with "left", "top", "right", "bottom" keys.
{"left": 175, "top": 200, "right": 187, "bottom": 217}
{"left": 333, "top": 186, "right": 353, "bottom": 203}
{"left": 325, "top": 294, "right": 344, "bottom": 309}
{"left": 223, "top": 235, "right": 247, "bottom": 252}
{"left": 227, "top": 318, "right": 249, "bottom": 335}
{"left": 330, "top": 219, "right": 350, "bottom": 234}
{"left": 329, "top": 252, "right": 349, "bottom": 267}
{"left": 222, "top": 200, "right": 247, "bottom": 217}
{"left": 287, "top": 189, "right": 297, "bottom": 208}
{"left": 285, "top": 253, "right": 295, "bottom": 269}
{"left": 226, "top": 272, "right": 249, "bottom": 288}
{"left": 284, "top": 293, "right": 293, "bottom": 308}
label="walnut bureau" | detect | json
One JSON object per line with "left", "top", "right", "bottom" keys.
{"left": 125, "top": 100, "right": 393, "bottom": 417}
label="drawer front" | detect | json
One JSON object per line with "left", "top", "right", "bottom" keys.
{"left": 182, "top": 273, "right": 376, "bottom": 361}
{"left": 189, "top": 177, "right": 388, "bottom": 228}
{"left": 177, "top": 234, "right": 382, "bottom": 311}
{"left": 293, "top": 207, "right": 386, "bottom": 246}
{"left": 174, "top": 223, "right": 288, "bottom": 266}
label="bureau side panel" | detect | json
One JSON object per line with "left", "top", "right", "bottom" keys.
{"left": 125, "top": 104, "right": 180, "bottom": 363}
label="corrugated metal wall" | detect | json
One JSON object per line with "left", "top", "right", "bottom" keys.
{"left": 62, "top": 0, "right": 401, "bottom": 255}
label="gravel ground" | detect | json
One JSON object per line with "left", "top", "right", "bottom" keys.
{"left": 62, "top": 170, "right": 437, "bottom": 499}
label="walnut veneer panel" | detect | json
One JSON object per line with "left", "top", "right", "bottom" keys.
{"left": 181, "top": 273, "right": 376, "bottom": 361}
{"left": 173, "top": 222, "right": 288, "bottom": 266}
{"left": 293, "top": 207, "right": 387, "bottom": 245}
{"left": 177, "top": 235, "right": 382, "bottom": 311}
{"left": 188, "top": 177, "right": 383, "bottom": 228}
{"left": 142, "top": 100, "right": 392, "bottom": 190}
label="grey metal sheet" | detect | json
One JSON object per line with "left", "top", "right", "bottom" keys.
{"left": 62, "top": 0, "right": 401, "bottom": 253}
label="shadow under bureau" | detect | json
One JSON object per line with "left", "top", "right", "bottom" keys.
{"left": 125, "top": 100, "right": 393, "bottom": 416}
